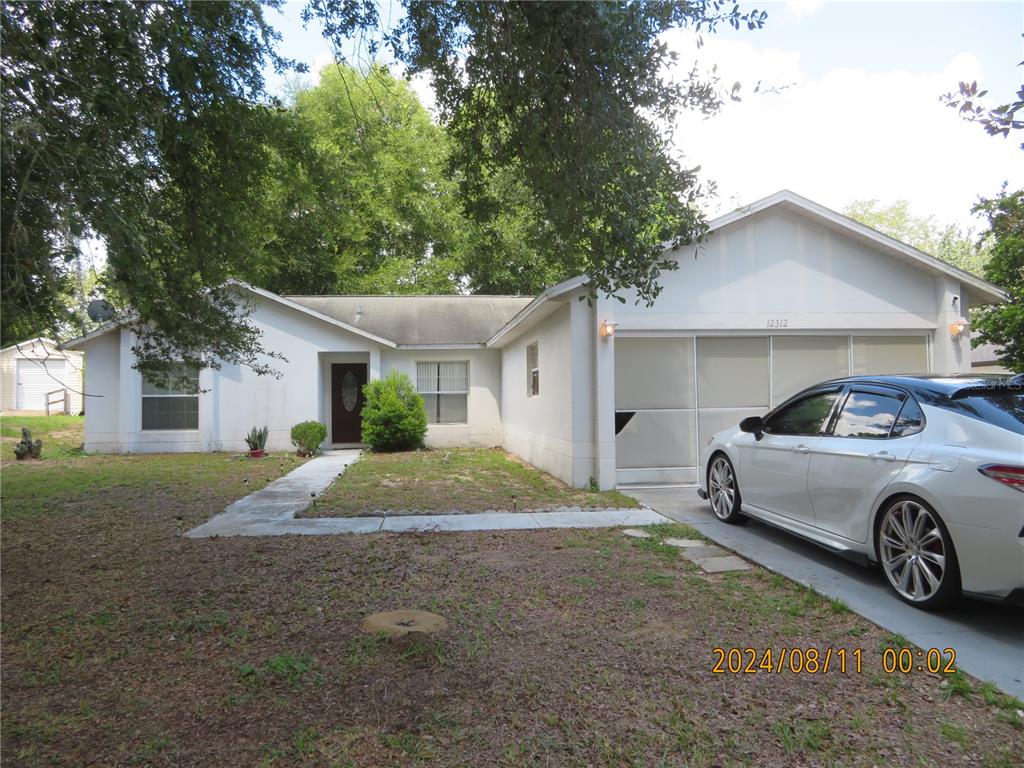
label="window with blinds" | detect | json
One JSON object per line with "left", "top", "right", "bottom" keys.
{"left": 141, "top": 362, "right": 200, "bottom": 430}
{"left": 416, "top": 361, "right": 469, "bottom": 424}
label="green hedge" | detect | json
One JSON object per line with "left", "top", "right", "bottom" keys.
{"left": 360, "top": 371, "right": 427, "bottom": 452}
{"left": 290, "top": 421, "right": 327, "bottom": 456}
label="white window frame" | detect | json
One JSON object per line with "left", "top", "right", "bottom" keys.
{"left": 526, "top": 341, "right": 539, "bottom": 398}
{"left": 141, "top": 363, "right": 200, "bottom": 432}
{"left": 416, "top": 360, "right": 470, "bottom": 425}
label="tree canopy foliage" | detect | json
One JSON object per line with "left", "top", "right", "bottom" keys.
{"left": 247, "top": 64, "right": 565, "bottom": 297}
{"left": 970, "top": 190, "right": 1024, "bottom": 372}
{"left": 3, "top": 0, "right": 766, "bottom": 376}
{"left": 843, "top": 200, "right": 989, "bottom": 277}
{"left": 307, "top": 0, "right": 766, "bottom": 305}
{"left": 1, "top": 0, "right": 296, "bottom": 379}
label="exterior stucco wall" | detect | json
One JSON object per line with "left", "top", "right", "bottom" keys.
{"left": 500, "top": 304, "right": 578, "bottom": 485}
{"left": 81, "top": 331, "right": 120, "bottom": 450}
{"left": 78, "top": 295, "right": 508, "bottom": 454}
{"left": 83, "top": 295, "right": 384, "bottom": 453}
{"left": 382, "top": 348, "right": 503, "bottom": 447}
{"left": 1, "top": 339, "right": 85, "bottom": 413}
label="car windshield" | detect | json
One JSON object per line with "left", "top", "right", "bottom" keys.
{"left": 937, "top": 389, "right": 1024, "bottom": 436}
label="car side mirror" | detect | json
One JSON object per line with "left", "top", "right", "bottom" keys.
{"left": 739, "top": 416, "right": 764, "bottom": 440}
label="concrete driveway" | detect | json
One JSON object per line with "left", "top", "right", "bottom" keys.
{"left": 630, "top": 487, "right": 1024, "bottom": 699}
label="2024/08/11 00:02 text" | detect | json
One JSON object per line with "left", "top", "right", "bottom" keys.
{"left": 711, "top": 647, "right": 957, "bottom": 675}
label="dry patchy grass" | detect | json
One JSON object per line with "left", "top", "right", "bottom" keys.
{"left": 1, "top": 455, "right": 1021, "bottom": 767}
{"left": 307, "top": 448, "right": 638, "bottom": 515}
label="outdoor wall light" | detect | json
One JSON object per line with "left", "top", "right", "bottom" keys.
{"left": 948, "top": 317, "right": 969, "bottom": 338}
{"left": 599, "top": 319, "right": 617, "bottom": 339}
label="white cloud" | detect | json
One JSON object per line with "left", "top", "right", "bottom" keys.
{"left": 784, "top": 0, "right": 824, "bottom": 19}
{"left": 664, "top": 32, "right": 1023, "bottom": 230}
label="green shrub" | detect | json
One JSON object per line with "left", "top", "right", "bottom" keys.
{"left": 290, "top": 421, "right": 327, "bottom": 456}
{"left": 361, "top": 371, "right": 427, "bottom": 452}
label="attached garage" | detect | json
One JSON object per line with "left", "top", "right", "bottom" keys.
{"left": 614, "top": 334, "right": 929, "bottom": 484}
{"left": 0, "top": 338, "right": 84, "bottom": 413}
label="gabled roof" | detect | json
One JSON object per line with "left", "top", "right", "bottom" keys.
{"left": 699, "top": 189, "right": 1006, "bottom": 306}
{"left": 61, "top": 281, "right": 533, "bottom": 350}
{"left": 288, "top": 294, "right": 532, "bottom": 347}
{"left": 486, "top": 275, "right": 589, "bottom": 348}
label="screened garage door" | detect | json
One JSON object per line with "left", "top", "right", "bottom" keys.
{"left": 16, "top": 358, "right": 66, "bottom": 410}
{"left": 614, "top": 334, "right": 928, "bottom": 485}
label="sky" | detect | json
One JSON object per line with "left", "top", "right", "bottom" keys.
{"left": 264, "top": 1, "right": 1024, "bottom": 231}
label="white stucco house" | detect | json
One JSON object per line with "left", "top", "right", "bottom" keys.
{"left": 63, "top": 191, "right": 1006, "bottom": 489}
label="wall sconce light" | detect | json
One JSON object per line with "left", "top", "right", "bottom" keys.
{"left": 948, "top": 317, "right": 969, "bottom": 338}
{"left": 599, "top": 319, "right": 617, "bottom": 339}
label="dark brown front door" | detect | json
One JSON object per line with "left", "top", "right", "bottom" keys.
{"left": 331, "top": 363, "right": 367, "bottom": 443}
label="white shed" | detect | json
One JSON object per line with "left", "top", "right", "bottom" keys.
{"left": 0, "top": 338, "right": 85, "bottom": 414}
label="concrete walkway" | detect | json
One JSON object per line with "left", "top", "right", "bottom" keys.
{"left": 632, "top": 486, "right": 1024, "bottom": 699}
{"left": 186, "top": 450, "right": 667, "bottom": 539}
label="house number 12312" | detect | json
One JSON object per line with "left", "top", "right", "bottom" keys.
{"left": 766, "top": 319, "right": 789, "bottom": 328}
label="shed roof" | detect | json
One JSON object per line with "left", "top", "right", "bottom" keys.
{"left": 286, "top": 294, "right": 533, "bottom": 346}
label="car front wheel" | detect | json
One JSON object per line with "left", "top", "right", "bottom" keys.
{"left": 877, "top": 496, "right": 961, "bottom": 609}
{"left": 707, "top": 454, "right": 745, "bottom": 524}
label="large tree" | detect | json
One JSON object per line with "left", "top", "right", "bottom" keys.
{"left": 3, "top": 0, "right": 765, "bottom": 377}
{"left": 250, "top": 63, "right": 568, "bottom": 297}
{"left": 251, "top": 64, "right": 466, "bottom": 295}
{"left": 307, "top": 0, "right": 766, "bottom": 304}
{"left": 843, "top": 199, "right": 989, "bottom": 277}
{"left": 2, "top": 0, "right": 298, "bottom": 380}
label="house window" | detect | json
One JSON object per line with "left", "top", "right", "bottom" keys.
{"left": 526, "top": 342, "right": 539, "bottom": 397}
{"left": 141, "top": 363, "right": 199, "bottom": 430}
{"left": 416, "top": 361, "right": 469, "bottom": 424}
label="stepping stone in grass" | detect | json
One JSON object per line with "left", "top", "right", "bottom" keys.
{"left": 663, "top": 538, "right": 704, "bottom": 548}
{"left": 678, "top": 544, "right": 730, "bottom": 560}
{"left": 696, "top": 556, "right": 751, "bottom": 573}
{"left": 621, "top": 528, "right": 652, "bottom": 539}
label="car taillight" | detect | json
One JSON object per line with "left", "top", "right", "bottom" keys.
{"left": 978, "top": 464, "right": 1024, "bottom": 491}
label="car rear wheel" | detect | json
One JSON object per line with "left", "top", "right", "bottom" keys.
{"left": 707, "top": 454, "right": 745, "bottom": 524}
{"left": 877, "top": 496, "right": 960, "bottom": 609}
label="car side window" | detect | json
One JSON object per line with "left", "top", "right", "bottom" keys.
{"left": 763, "top": 390, "right": 841, "bottom": 436}
{"left": 831, "top": 389, "right": 906, "bottom": 439}
{"left": 890, "top": 397, "right": 925, "bottom": 438}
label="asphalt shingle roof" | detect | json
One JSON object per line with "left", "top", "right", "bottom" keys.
{"left": 285, "top": 295, "right": 533, "bottom": 346}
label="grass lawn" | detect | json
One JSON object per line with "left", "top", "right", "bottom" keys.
{"left": 306, "top": 447, "right": 639, "bottom": 516}
{"left": 1, "top": 413, "right": 87, "bottom": 460}
{"left": 3, "top": 453, "right": 1022, "bottom": 766}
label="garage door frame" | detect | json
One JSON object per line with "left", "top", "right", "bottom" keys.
{"left": 614, "top": 330, "right": 932, "bottom": 487}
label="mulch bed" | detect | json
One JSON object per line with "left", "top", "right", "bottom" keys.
{"left": 2, "top": 478, "right": 1022, "bottom": 767}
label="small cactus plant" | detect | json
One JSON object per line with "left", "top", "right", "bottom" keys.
{"left": 13, "top": 428, "right": 42, "bottom": 460}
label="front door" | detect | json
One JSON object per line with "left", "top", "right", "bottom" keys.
{"left": 331, "top": 363, "right": 367, "bottom": 443}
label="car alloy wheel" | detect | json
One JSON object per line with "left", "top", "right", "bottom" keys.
{"left": 878, "top": 498, "right": 958, "bottom": 607}
{"left": 708, "top": 455, "right": 739, "bottom": 521}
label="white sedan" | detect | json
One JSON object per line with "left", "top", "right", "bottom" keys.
{"left": 698, "top": 374, "right": 1024, "bottom": 609}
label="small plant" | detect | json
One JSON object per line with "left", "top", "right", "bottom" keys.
{"left": 244, "top": 425, "right": 269, "bottom": 457}
{"left": 13, "top": 427, "right": 42, "bottom": 460}
{"left": 290, "top": 421, "right": 327, "bottom": 457}
{"left": 360, "top": 371, "right": 427, "bottom": 452}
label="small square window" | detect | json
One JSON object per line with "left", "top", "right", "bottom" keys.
{"left": 526, "top": 342, "right": 539, "bottom": 397}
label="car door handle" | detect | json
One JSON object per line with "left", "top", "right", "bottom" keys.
{"left": 792, "top": 445, "right": 811, "bottom": 454}
{"left": 869, "top": 451, "right": 896, "bottom": 463}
